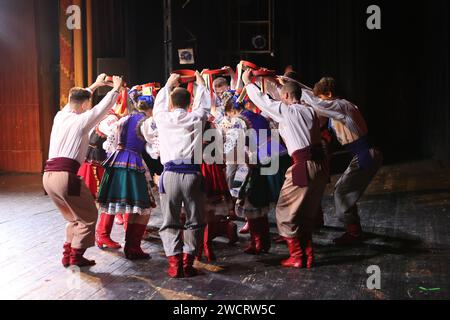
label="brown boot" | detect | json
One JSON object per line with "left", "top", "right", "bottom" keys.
{"left": 333, "top": 223, "right": 363, "bottom": 246}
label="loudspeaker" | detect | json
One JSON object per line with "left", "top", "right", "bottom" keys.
{"left": 229, "top": 0, "right": 273, "bottom": 54}
{"left": 96, "top": 58, "right": 128, "bottom": 95}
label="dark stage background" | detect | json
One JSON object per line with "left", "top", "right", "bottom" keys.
{"left": 92, "top": 0, "right": 449, "bottom": 165}
{"left": 0, "top": 0, "right": 448, "bottom": 172}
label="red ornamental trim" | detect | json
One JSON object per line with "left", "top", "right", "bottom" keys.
{"left": 202, "top": 69, "right": 228, "bottom": 76}
{"left": 253, "top": 69, "right": 276, "bottom": 77}
{"left": 241, "top": 60, "right": 259, "bottom": 70}
{"left": 171, "top": 69, "right": 196, "bottom": 83}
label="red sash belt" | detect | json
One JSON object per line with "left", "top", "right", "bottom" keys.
{"left": 44, "top": 157, "right": 82, "bottom": 196}
{"left": 291, "top": 145, "right": 324, "bottom": 187}
{"left": 114, "top": 89, "right": 128, "bottom": 117}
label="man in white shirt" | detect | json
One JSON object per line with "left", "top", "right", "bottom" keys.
{"left": 302, "top": 77, "right": 383, "bottom": 246}
{"left": 43, "top": 75, "right": 123, "bottom": 268}
{"left": 243, "top": 70, "right": 329, "bottom": 269}
{"left": 154, "top": 71, "right": 211, "bottom": 278}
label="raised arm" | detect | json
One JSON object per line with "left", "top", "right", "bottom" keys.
{"left": 62, "top": 77, "right": 100, "bottom": 113}
{"left": 81, "top": 76, "right": 123, "bottom": 132}
{"left": 243, "top": 70, "right": 286, "bottom": 123}
{"left": 191, "top": 71, "right": 212, "bottom": 119}
{"left": 301, "top": 89, "right": 346, "bottom": 121}
{"left": 222, "top": 66, "right": 237, "bottom": 90}
{"left": 153, "top": 73, "right": 180, "bottom": 118}
{"left": 255, "top": 77, "right": 282, "bottom": 101}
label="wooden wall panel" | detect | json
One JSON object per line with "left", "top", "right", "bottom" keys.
{"left": 0, "top": 0, "right": 42, "bottom": 173}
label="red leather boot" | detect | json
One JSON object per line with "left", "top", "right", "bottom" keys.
{"left": 244, "top": 218, "right": 264, "bottom": 255}
{"left": 62, "top": 242, "right": 71, "bottom": 268}
{"left": 281, "top": 237, "right": 303, "bottom": 268}
{"left": 183, "top": 253, "right": 198, "bottom": 277}
{"left": 333, "top": 223, "right": 363, "bottom": 246}
{"left": 243, "top": 219, "right": 257, "bottom": 254}
{"left": 115, "top": 214, "right": 124, "bottom": 225}
{"left": 124, "top": 223, "right": 150, "bottom": 260}
{"left": 123, "top": 214, "right": 130, "bottom": 232}
{"left": 302, "top": 233, "right": 314, "bottom": 269}
{"left": 96, "top": 213, "right": 121, "bottom": 249}
{"left": 304, "top": 240, "right": 314, "bottom": 269}
{"left": 69, "top": 248, "right": 96, "bottom": 267}
{"left": 167, "top": 254, "right": 183, "bottom": 278}
{"left": 244, "top": 217, "right": 270, "bottom": 254}
{"left": 203, "top": 224, "right": 217, "bottom": 262}
{"left": 239, "top": 220, "right": 250, "bottom": 234}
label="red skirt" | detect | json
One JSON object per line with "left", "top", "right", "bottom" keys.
{"left": 77, "top": 161, "right": 105, "bottom": 198}
{"left": 201, "top": 164, "right": 229, "bottom": 198}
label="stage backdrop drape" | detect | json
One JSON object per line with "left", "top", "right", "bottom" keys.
{"left": 274, "top": 0, "right": 449, "bottom": 164}
{"left": 0, "top": 0, "right": 59, "bottom": 172}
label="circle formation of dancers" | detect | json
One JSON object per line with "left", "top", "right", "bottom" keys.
{"left": 43, "top": 61, "right": 382, "bottom": 278}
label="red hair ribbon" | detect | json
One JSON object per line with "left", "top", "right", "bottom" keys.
{"left": 114, "top": 88, "right": 128, "bottom": 117}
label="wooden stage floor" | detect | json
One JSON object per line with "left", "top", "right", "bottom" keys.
{"left": 0, "top": 160, "right": 449, "bottom": 300}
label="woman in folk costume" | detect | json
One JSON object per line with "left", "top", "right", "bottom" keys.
{"left": 231, "top": 98, "right": 275, "bottom": 255}
{"left": 216, "top": 90, "right": 248, "bottom": 189}
{"left": 302, "top": 77, "right": 383, "bottom": 245}
{"left": 97, "top": 95, "right": 156, "bottom": 260}
{"left": 195, "top": 92, "right": 240, "bottom": 262}
{"left": 129, "top": 84, "right": 164, "bottom": 182}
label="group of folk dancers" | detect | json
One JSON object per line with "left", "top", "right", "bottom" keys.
{"left": 43, "top": 63, "right": 382, "bottom": 278}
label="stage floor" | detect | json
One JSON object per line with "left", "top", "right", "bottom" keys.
{"left": 0, "top": 160, "right": 449, "bottom": 300}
